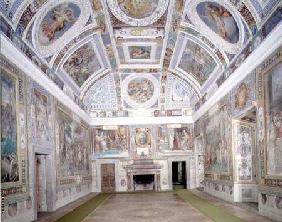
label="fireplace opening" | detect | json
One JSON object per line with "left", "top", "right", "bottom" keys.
{"left": 133, "top": 174, "right": 154, "bottom": 191}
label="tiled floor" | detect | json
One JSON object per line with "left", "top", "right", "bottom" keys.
{"left": 82, "top": 192, "right": 212, "bottom": 222}
{"left": 36, "top": 190, "right": 273, "bottom": 222}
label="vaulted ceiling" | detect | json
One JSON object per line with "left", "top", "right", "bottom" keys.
{"left": 1, "top": 0, "right": 281, "bottom": 118}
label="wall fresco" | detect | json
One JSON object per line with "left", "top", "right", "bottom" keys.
{"left": 133, "top": 127, "right": 152, "bottom": 158}
{"left": 57, "top": 108, "right": 90, "bottom": 177}
{"left": 157, "top": 125, "right": 193, "bottom": 153}
{"left": 1, "top": 57, "right": 30, "bottom": 222}
{"left": 231, "top": 73, "right": 256, "bottom": 116}
{"left": 205, "top": 102, "right": 231, "bottom": 173}
{"left": 33, "top": 88, "right": 52, "bottom": 143}
{"left": 93, "top": 127, "right": 128, "bottom": 158}
{"left": 264, "top": 63, "right": 282, "bottom": 176}
{"left": 1, "top": 71, "right": 19, "bottom": 183}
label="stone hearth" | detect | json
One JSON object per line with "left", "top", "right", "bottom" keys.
{"left": 124, "top": 160, "right": 161, "bottom": 191}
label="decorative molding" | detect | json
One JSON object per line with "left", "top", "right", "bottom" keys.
{"left": 193, "top": 22, "right": 282, "bottom": 122}
{"left": 90, "top": 116, "right": 194, "bottom": 126}
{"left": 1, "top": 34, "right": 90, "bottom": 122}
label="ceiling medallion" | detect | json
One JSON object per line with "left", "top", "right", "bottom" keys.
{"left": 107, "top": 0, "right": 169, "bottom": 26}
{"left": 32, "top": 0, "right": 91, "bottom": 57}
{"left": 185, "top": 0, "right": 244, "bottom": 54}
{"left": 122, "top": 74, "right": 160, "bottom": 108}
{"left": 127, "top": 77, "right": 154, "bottom": 103}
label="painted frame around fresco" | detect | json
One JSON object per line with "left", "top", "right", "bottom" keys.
{"left": 55, "top": 102, "right": 92, "bottom": 186}
{"left": 257, "top": 47, "right": 282, "bottom": 186}
{"left": 1, "top": 56, "right": 28, "bottom": 198}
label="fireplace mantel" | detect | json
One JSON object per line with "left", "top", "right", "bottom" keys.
{"left": 124, "top": 160, "right": 162, "bottom": 191}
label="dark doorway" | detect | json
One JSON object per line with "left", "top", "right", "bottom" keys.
{"left": 172, "top": 161, "right": 186, "bottom": 189}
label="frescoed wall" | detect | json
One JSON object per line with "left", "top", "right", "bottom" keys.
{"left": 157, "top": 125, "right": 194, "bottom": 153}
{"left": 32, "top": 87, "right": 52, "bottom": 143}
{"left": 257, "top": 47, "right": 282, "bottom": 184}
{"left": 193, "top": 69, "right": 258, "bottom": 202}
{"left": 93, "top": 127, "right": 129, "bottom": 158}
{"left": 133, "top": 127, "right": 153, "bottom": 158}
{"left": 204, "top": 101, "right": 231, "bottom": 174}
{"left": 1, "top": 56, "right": 93, "bottom": 222}
{"left": 54, "top": 105, "right": 92, "bottom": 209}
{"left": 1, "top": 56, "right": 30, "bottom": 222}
{"left": 256, "top": 49, "right": 282, "bottom": 220}
{"left": 1, "top": 71, "right": 19, "bottom": 184}
{"left": 264, "top": 63, "right": 282, "bottom": 176}
{"left": 56, "top": 104, "right": 91, "bottom": 178}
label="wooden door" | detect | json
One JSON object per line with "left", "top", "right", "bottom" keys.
{"left": 101, "top": 164, "right": 115, "bottom": 192}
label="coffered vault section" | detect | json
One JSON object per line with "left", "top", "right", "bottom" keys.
{"left": 1, "top": 0, "right": 281, "bottom": 121}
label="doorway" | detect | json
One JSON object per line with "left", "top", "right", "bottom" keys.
{"left": 101, "top": 164, "right": 116, "bottom": 192}
{"left": 172, "top": 161, "right": 186, "bottom": 189}
{"left": 35, "top": 154, "right": 48, "bottom": 217}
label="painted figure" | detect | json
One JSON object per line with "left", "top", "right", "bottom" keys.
{"left": 63, "top": 43, "right": 101, "bottom": 87}
{"left": 129, "top": 46, "right": 151, "bottom": 59}
{"left": 1, "top": 73, "right": 19, "bottom": 183}
{"left": 127, "top": 78, "right": 154, "bottom": 103}
{"left": 197, "top": 2, "right": 239, "bottom": 43}
{"left": 94, "top": 128, "right": 128, "bottom": 157}
{"left": 235, "top": 82, "right": 249, "bottom": 108}
{"left": 38, "top": 3, "right": 81, "bottom": 45}
{"left": 118, "top": 0, "right": 158, "bottom": 19}
{"left": 42, "top": 4, "right": 75, "bottom": 41}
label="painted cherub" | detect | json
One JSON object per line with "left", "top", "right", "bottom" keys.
{"left": 42, "top": 4, "right": 75, "bottom": 41}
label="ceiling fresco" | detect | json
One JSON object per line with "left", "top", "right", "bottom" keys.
{"left": 1, "top": 0, "right": 281, "bottom": 117}
{"left": 107, "top": 0, "right": 169, "bottom": 26}
{"left": 62, "top": 42, "right": 102, "bottom": 87}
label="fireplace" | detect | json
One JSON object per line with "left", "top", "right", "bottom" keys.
{"left": 124, "top": 160, "right": 161, "bottom": 191}
{"left": 133, "top": 174, "right": 154, "bottom": 191}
